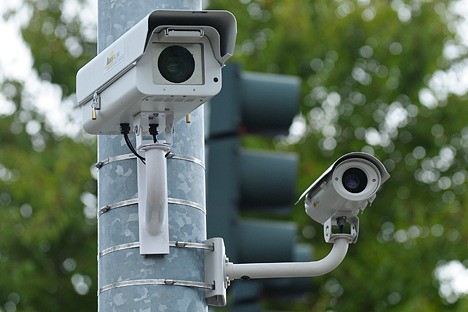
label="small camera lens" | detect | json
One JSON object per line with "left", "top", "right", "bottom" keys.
{"left": 342, "top": 168, "right": 367, "bottom": 193}
{"left": 158, "top": 45, "right": 195, "bottom": 83}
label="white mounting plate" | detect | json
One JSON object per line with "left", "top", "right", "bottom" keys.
{"left": 204, "top": 238, "right": 227, "bottom": 307}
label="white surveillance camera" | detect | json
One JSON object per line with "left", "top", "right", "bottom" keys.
{"left": 297, "top": 152, "right": 390, "bottom": 242}
{"left": 76, "top": 10, "right": 237, "bottom": 134}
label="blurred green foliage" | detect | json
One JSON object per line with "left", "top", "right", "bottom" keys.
{"left": 0, "top": 90, "right": 97, "bottom": 309}
{"left": 0, "top": 0, "right": 467, "bottom": 311}
{"left": 1, "top": 0, "right": 97, "bottom": 309}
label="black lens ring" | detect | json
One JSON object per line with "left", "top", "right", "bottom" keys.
{"left": 342, "top": 168, "right": 368, "bottom": 193}
{"left": 158, "top": 45, "right": 195, "bottom": 83}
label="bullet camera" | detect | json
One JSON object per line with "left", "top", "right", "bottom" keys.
{"left": 298, "top": 152, "right": 390, "bottom": 243}
{"left": 76, "top": 10, "right": 237, "bottom": 134}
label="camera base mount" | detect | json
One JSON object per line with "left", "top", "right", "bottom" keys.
{"left": 324, "top": 216, "right": 359, "bottom": 244}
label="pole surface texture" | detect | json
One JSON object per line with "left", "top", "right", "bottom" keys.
{"left": 96, "top": 1, "right": 206, "bottom": 311}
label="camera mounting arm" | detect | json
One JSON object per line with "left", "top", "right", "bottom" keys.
{"left": 225, "top": 236, "right": 351, "bottom": 281}
{"left": 133, "top": 112, "right": 174, "bottom": 255}
{"left": 203, "top": 214, "right": 359, "bottom": 306}
{"left": 203, "top": 236, "right": 352, "bottom": 306}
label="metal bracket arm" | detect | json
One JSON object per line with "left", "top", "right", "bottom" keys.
{"left": 224, "top": 237, "right": 350, "bottom": 281}
{"left": 134, "top": 112, "right": 174, "bottom": 255}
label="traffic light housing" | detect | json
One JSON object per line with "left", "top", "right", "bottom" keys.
{"left": 206, "top": 63, "right": 311, "bottom": 310}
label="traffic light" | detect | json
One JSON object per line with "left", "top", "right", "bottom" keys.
{"left": 206, "top": 63, "right": 311, "bottom": 310}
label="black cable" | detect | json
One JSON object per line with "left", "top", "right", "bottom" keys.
{"left": 125, "top": 133, "right": 146, "bottom": 164}
{"left": 120, "top": 123, "right": 146, "bottom": 164}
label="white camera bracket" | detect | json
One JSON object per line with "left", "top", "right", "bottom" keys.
{"left": 202, "top": 236, "right": 350, "bottom": 307}
{"left": 134, "top": 112, "right": 174, "bottom": 255}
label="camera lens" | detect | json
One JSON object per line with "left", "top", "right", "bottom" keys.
{"left": 342, "top": 168, "right": 368, "bottom": 193}
{"left": 158, "top": 45, "right": 195, "bottom": 83}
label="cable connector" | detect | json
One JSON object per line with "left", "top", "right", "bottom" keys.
{"left": 120, "top": 123, "right": 131, "bottom": 134}
{"left": 149, "top": 124, "right": 159, "bottom": 143}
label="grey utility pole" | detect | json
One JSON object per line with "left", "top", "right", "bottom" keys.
{"left": 96, "top": 1, "right": 207, "bottom": 311}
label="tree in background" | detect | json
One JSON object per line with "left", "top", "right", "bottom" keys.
{"left": 0, "top": 0, "right": 97, "bottom": 310}
{"left": 0, "top": 0, "right": 467, "bottom": 311}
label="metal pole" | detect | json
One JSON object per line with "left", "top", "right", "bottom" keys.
{"left": 96, "top": 1, "right": 206, "bottom": 311}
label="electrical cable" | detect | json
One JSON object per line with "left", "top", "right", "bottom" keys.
{"left": 120, "top": 123, "right": 146, "bottom": 164}
{"left": 124, "top": 133, "right": 146, "bottom": 164}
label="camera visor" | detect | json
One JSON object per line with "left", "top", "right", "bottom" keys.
{"left": 342, "top": 168, "right": 368, "bottom": 193}
{"left": 158, "top": 45, "right": 195, "bottom": 83}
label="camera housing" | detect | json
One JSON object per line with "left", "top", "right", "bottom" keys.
{"left": 298, "top": 152, "right": 389, "bottom": 231}
{"left": 76, "top": 10, "right": 237, "bottom": 134}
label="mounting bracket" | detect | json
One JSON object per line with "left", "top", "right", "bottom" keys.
{"left": 134, "top": 112, "right": 174, "bottom": 254}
